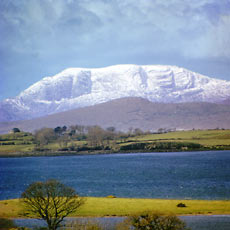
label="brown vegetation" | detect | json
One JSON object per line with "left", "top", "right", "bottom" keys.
{"left": 1, "top": 98, "right": 230, "bottom": 134}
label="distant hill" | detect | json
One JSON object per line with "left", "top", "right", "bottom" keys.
{"left": 0, "top": 97, "right": 230, "bottom": 134}
{"left": 1, "top": 64, "right": 230, "bottom": 122}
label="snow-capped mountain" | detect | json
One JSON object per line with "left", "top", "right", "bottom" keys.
{"left": 1, "top": 64, "right": 230, "bottom": 122}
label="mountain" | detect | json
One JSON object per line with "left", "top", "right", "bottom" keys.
{"left": 1, "top": 64, "right": 230, "bottom": 122}
{"left": 1, "top": 97, "right": 230, "bottom": 134}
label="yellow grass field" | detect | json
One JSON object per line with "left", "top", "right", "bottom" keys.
{"left": 1, "top": 197, "right": 230, "bottom": 218}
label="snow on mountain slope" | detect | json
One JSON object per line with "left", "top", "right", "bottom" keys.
{"left": 1, "top": 64, "right": 230, "bottom": 122}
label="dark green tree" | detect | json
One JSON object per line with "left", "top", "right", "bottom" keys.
{"left": 21, "top": 179, "right": 85, "bottom": 230}
{"left": 54, "top": 126, "right": 62, "bottom": 134}
{"left": 12, "top": 127, "right": 20, "bottom": 133}
{"left": 54, "top": 126, "right": 67, "bottom": 135}
{"left": 106, "top": 126, "right": 116, "bottom": 132}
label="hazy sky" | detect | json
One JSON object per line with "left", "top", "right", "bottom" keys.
{"left": 1, "top": 0, "right": 230, "bottom": 100}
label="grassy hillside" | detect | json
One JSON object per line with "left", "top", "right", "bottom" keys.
{"left": 0, "top": 129, "right": 230, "bottom": 156}
{"left": 1, "top": 197, "right": 230, "bottom": 218}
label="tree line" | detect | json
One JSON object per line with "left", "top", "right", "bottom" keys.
{"left": 7, "top": 125, "right": 209, "bottom": 153}
{"left": 33, "top": 125, "right": 148, "bottom": 151}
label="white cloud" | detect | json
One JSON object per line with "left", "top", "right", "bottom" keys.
{"left": 182, "top": 14, "right": 230, "bottom": 58}
{"left": 208, "top": 15, "right": 230, "bottom": 58}
{"left": 0, "top": 0, "right": 230, "bottom": 70}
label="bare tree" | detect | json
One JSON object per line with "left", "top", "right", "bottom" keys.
{"left": 134, "top": 128, "right": 143, "bottom": 136}
{"left": 125, "top": 212, "right": 190, "bottom": 230}
{"left": 21, "top": 179, "right": 85, "bottom": 230}
{"left": 87, "top": 126, "right": 105, "bottom": 147}
{"left": 34, "top": 128, "right": 56, "bottom": 146}
{"left": 58, "top": 134, "right": 69, "bottom": 148}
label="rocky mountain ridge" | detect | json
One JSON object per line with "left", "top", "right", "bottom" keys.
{"left": 1, "top": 64, "right": 230, "bottom": 122}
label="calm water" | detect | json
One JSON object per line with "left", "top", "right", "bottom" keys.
{"left": 1, "top": 151, "right": 230, "bottom": 200}
{"left": 14, "top": 216, "right": 230, "bottom": 230}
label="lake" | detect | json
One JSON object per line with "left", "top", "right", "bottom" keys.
{"left": 1, "top": 151, "right": 230, "bottom": 200}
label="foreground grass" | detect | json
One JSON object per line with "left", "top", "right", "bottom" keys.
{"left": 1, "top": 197, "right": 230, "bottom": 218}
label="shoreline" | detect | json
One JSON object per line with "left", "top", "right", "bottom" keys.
{"left": 1, "top": 129, "right": 230, "bottom": 158}
{"left": 0, "top": 148, "right": 229, "bottom": 158}
{"left": 10, "top": 214, "right": 230, "bottom": 220}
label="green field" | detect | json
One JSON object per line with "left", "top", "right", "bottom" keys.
{"left": 1, "top": 197, "right": 230, "bottom": 218}
{"left": 0, "top": 129, "right": 230, "bottom": 156}
{"left": 0, "top": 132, "right": 35, "bottom": 154}
{"left": 126, "top": 129, "right": 230, "bottom": 147}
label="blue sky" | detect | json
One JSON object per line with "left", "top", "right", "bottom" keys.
{"left": 0, "top": 0, "right": 230, "bottom": 100}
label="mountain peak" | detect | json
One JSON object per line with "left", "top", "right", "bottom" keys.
{"left": 1, "top": 64, "right": 230, "bottom": 122}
